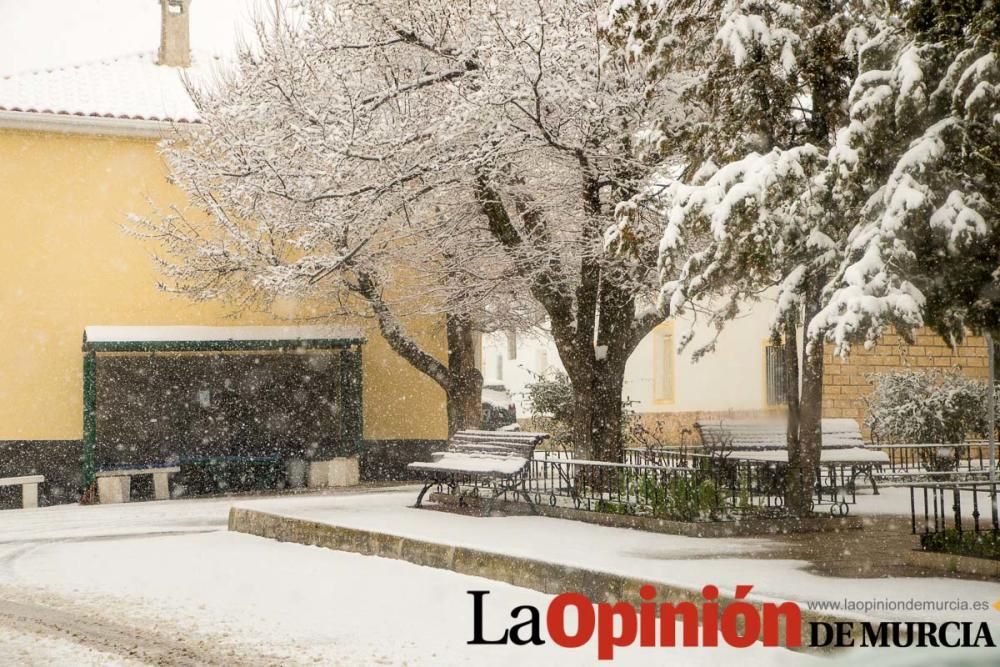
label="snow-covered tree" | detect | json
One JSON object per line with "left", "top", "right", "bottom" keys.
{"left": 866, "top": 368, "right": 994, "bottom": 448}
{"left": 133, "top": 0, "right": 681, "bottom": 459}
{"left": 608, "top": 0, "right": 878, "bottom": 513}
{"left": 812, "top": 0, "right": 1000, "bottom": 349}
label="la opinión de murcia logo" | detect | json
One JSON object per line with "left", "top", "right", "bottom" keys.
{"left": 468, "top": 585, "right": 997, "bottom": 660}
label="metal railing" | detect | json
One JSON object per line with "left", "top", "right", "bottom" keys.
{"left": 623, "top": 447, "right": 689, "bottom": 468}
{"left": 907, "top": 481, "right": 1000, "bottom": 536}
{"left": 628, "top": 446, "right": 862, "bottom": 509}
{"left": 523, "top": 455, "right": 791, "bottom": 520}
{"left": 872, "top": 441, "right": 998, "bottom": 475}
{"left": 442, "top": 453, "right": 860, "bottom": 521}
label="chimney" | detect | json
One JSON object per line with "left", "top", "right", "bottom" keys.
{"left": 158, "top": 0, "right": 192, "bottom": 67}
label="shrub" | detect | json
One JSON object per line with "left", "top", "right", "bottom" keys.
{"left": 610, "top": 469, "right": 728, "bottom": 521}
{"left": 523, "top": 370, "right": 576, "bottom": 451}
{"left": 920, "top": 529, "right": 1000, "bottom": 561}
{"left": 524, "top": 370, "right": 640, "bottom": 451}
{"left": 524, "top": 370, "right": 676, "bottom": 453}
{"left": 866, "top": 368, "right": 995, "bottom": 445}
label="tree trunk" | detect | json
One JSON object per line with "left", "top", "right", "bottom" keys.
{"left": 783, "top": 317, "right": 805, "bottom": 513}
{"left": 354, "top": 271, "right": 484, "bottom": 438}
{"left": 473, "top": 169, "right": 658, "bottom": 463}
{"left": 784, "top": 288, "right": 825, "bottom": 516}
{"left": 446, "top": 314, "right": 483, "bottom": 435}
{"left": 570, "top": 358, "right": 627, "bottom": 461}
{"left": 797, "top": 320, "right": 825, "bottom": 513}
{"left": 559, "top": 267, "right": 639, "bottom": 464}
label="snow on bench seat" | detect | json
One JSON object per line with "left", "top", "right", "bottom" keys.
{"left": 696, "top": 418, "right": 884, "bottom": 494}
{"left": 697, "top": 418, "right": 866, "bottom": 450}
{"left": 409, "top": 454, "right": 528, "bottom": 476}
{"left": 408, "top": 430, "right": 549, "bottom": 513}
{"left": 728, "top": 447, "right": 889, "bottom": 464}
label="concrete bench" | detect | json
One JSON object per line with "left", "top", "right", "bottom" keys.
{"left": 0, "top": 475, "right": 44, "bottom": 509}
{"left": 408, "top": 430, "right": 549, "bottom": 514}
{"left": 96, "top": 466, "right": 180, "bottom": 503}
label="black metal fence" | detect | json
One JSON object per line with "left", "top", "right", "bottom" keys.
{"left": 439, "top": 451, "right": 858, "bottom": 521}
{"left": 907, "top": 481, "right": 1000, "bottom": 536}
{"left": 873, "top": 442, "right": 998, "bottom": 475}
{"left": 627, "top": 447, "right": 861, "bottom": 511}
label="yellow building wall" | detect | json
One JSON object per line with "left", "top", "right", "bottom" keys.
{"left": 0, "top": 128, "right": 447, "bottom": 441}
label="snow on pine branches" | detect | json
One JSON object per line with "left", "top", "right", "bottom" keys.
{"left": 608, "top": 0, "right": 866, "bottom": 354}
{"left": 813, "top": 0, "right": 1000, "bottom": 351}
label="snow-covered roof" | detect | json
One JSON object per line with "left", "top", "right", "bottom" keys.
{"left": 0, "top": 53, "right": 205, "bottom": 124}
{"left": 84, "top": 325, "right": 366, "bottom": 344}
{"left": 0, "top": 0, "right": 263, "bottom": 129}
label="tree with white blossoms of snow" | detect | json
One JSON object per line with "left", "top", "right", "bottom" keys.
{"left": 812, "top": 0, "right": 1000, "bottom": 349}
{"left": 132, "top": 0, "right": 683, "bottom": 459}
{"left": 608, "top": 0, "right": 875, "bottom": 513}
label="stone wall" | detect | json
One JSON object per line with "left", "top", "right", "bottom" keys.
{"left": 821, "top": 330, "right": 990, "bottom": 431}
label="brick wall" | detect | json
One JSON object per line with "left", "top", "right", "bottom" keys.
{"left": 822, "top": 329, "right": 990, "bottom": 430}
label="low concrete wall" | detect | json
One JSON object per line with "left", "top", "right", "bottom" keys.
{"left": 905, "top": 548, "right": 1000, "bottom": 579}
{"left": 429, "top": 492, "right": 864, "bottom": 537}
{"left": 229, "top": 506, "right": 863, "bottom": 650}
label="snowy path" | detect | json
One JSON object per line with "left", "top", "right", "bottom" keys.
{"left": 0, "top": 493, "right": 809, "bottom": 666}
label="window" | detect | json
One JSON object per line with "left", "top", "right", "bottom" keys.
{"left": 765, "top": 344, "right": 787, "bottom": 405}
{"left": 495, "top": 354, "right": 504, "bottom": 381}
{"left": 654, "top": 325, "right": 675, "bottom": 402}
{"left": 506, "top": 331, "right": 517, "bottom": 360}
{"left": 534, "top": 349, "right": 548, "bottom": 374}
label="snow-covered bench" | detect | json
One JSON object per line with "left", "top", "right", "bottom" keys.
{"left": 408, "top": 430, "right": 549, "bottom": 514}
{"left": 96, "top": 465, "right": 180, "bottom": 503}
{"left": 696, "top": 418, "right": 889, "bottom": 493}
{"left": 0, "top": 475, "right": 44, "bottom": 509}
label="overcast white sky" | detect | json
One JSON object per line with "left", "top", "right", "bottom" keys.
{"left": 0, "top": 0, "right": 263, "bottom": 76}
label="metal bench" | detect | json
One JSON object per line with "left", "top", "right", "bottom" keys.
{"left": 96, "top": 465, "right": 181, "bottom": 503}
{"left": 695, "top": 418, "right": 889, "bottom": 496}
{"left": 0, "top": 474, "right": 44, "bottom": 509}
{"left": 408, "top": 430, "right": 549, "bottom": 514}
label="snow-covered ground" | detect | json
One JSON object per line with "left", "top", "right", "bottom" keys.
{"left": 239, "top": 491, "right": 1000, "bottom": 626}
{"left": 0, "top": 488, "right": 998, "bottom": 664}
{"left": 0, "top": 490, "right": 809, "bottom": 666}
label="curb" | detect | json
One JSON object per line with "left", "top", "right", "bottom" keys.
{"left": 228, "top": 506, "right": 865, "bottom": 650}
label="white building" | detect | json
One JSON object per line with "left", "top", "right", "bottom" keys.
{"left": 481, "top": 300, "right": 786, "bottom": 421}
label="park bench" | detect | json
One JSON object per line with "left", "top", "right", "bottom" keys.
{"left": 95, "top": 452, "right": 287, "bottom": 503}
{"left": 0, "top": 474, "right": 44, "bottom": 509}
{"left": 408, "top": 430, "right": 549, "bottom": 514}
{"left": 96, "top": 465, "right": 181, "bottom": 503}
{"left": 695, "top": 418, "right": 889, "bottom": 494}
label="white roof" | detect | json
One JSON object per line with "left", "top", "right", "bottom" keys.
{"left": 84, "top": 325, "right": 365, "bottom": 343}
{"left": 0, "top": 53, "right": 205, "bottom": 123}
{"left": 0, "top": 0, "right": 264, "bottom": 125}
